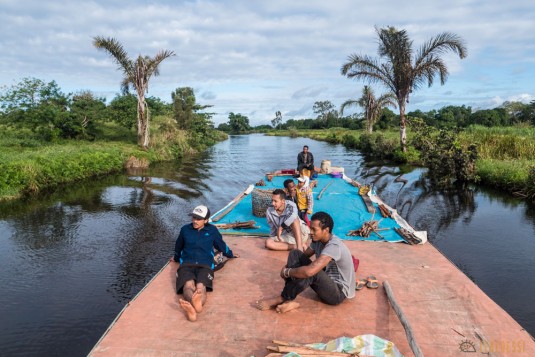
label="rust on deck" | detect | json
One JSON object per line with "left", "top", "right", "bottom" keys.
{"left": 91, "top": 237, "right": 534, "bottom": 357}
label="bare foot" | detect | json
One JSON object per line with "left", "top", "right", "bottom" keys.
{"left": 276, "top": 301, "right": 300, "bottom": 313}
{"left": 191, "top": 289, "right": 203, "bottom": 313}
{"left": 255, "top": 296, "right": 284, "bottom": 311}
{"left": 179, "top": 299, "right": 197, "bottom": 321}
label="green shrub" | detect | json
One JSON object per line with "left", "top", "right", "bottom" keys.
{"left": 392, "top": 146, "right": 420, "bottom": 164}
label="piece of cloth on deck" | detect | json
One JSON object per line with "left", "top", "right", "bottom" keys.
{"left": 283, "top": 334, "right": 403, "bottom": 357}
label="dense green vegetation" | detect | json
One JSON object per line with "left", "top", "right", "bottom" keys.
{"left": 0, "top": 78, "right": 226, "bottom": 200}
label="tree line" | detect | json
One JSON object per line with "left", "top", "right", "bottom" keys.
{"left": 246, "top": 99, "right": 535, "bottom": 132}
{"left": 0, "top": 77, "right": 222, "bottom": 149}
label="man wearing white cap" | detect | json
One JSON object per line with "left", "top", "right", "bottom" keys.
{"left": 171, "top": 205, "right": 239, "bottom": 322}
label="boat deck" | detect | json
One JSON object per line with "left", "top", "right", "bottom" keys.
{"left": 90, "top": 237, "right": 533, "bottom": 356}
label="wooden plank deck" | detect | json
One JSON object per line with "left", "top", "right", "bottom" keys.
{"left": 90, "top": 237, "right": 534, "bottom": 357}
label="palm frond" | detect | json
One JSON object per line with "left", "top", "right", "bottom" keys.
{"left": 340, "top": 99, "right": 360, "bottom": 116}
{"left": 93, "top": 36, "right": 133, "bottom": 75}
{"left": 414, "top": 32, "right": 467, "bottom": 68}
{"left": 341, "top": 54, "right": 395, "bottom": 93}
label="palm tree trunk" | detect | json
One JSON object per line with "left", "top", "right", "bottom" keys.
{"left": 399, "top": 101, "right": 407, "bottom": 152}
{"left": 137, "top": 96, "right": 149, "bottom": 150}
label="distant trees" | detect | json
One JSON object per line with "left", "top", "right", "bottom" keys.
{"left": 172, "top": 87, "right": 213, "bottom": 130}
{"left": 0, "top": 77, "right": 99, "bottom": 140}
{"left": 227, "top": 112, "right": 251, "bottom": 134}
{"left": 93, "top": 36, "right": 175, "bottom": 149}
{"left": 271, "top": 111, "right": 282, "bottom": 129}
{"left": 341, "top": 26, "right": 467, "bottom": 151}
{"left": 341, "top": 86, "right": 397, "bottom": 133}
{"left": 313, "top": 101, "right": 338, "bottom": 126}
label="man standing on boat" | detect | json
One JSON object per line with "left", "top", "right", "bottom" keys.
{"left": 171, "top": 205, "right": 239, "bottom": 322}
{"left": 265, "top": 189, "right": 310, "bottom": 252}
{"left": 256, "top": 211, "right": 355, "bottom": 313}
{"left": 297, "top": 145, "right": 314, "bottom": 177}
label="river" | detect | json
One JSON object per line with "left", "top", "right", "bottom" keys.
{"left": 0, "top": 134, "right": 533, "bottom": 356}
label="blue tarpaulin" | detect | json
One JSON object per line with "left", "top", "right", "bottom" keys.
{"left": 211, "top": 174, "right": 405, "bottom": 242}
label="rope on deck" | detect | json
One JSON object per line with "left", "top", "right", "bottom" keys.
{"left": 383, "top": 280, "right": 425, "bottom": 357}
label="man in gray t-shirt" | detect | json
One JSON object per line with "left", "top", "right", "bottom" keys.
{"left": 265, "top": 189, "right": 310, "bottom": 252}
{"left": 256, "top": 212, "right": 356, "bottom": 313}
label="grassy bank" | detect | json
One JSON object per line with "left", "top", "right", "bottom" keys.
{"left": 267, "top": 126, "right": 535, "bottom": 199}
{"left": 460, "top": 126, "right": 535, "bottom": 196}
{"left": 0, "top": 116, "right": 227, "bottom": 201}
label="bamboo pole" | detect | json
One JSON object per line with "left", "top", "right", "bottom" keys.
{"left": 212, "top": 185, "right": 254, "bottom": 222}
{"left": 383, "top": 281, "right": 424, "bottom": 357}
{"left": 317, "top": 181, "right": 333, "bottom": 200}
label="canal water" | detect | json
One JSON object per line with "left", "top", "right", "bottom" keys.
{"left": 0, "top": 134, "right": 533, "bottom": 356}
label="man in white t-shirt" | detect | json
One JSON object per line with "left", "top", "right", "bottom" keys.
{"left": 265, "top": 189, "right": 310, "bottom": 252}
{"left": 256, "top": 211, "right": 356, "bottom": 313}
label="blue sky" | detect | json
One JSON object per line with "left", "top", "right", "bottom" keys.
{"left": 1, "top": 0, "right": 534, "bottom": 125}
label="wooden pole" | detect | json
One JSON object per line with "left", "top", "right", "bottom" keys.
{"left": 383, "top": 281, "right": 424, "bottom": 357}
{"left": 212, "top": 185, "right": 253, "bottom": 222}
{"left": 317, "top": 181, "right": 333, "bottom": 200}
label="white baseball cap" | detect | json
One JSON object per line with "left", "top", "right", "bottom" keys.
{"left": 189, "top": 205, "right": 209, "bottom": 219}
{"left": 297, "top": 176, "right": 306, "bottom": 183}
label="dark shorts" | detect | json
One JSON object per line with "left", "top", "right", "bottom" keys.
{"left": 175, "top": 265, "right": 214, "bottom": 294}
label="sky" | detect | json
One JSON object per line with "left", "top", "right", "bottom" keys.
{"left": 1, "top": 0, "right": 534, "bottom": 126}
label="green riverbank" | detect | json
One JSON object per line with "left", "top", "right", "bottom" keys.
{"left": 0, "top": 117, "right": 227, "bottom": 201}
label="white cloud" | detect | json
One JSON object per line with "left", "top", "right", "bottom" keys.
{"left": 1, "top": 0, "right": 534, "bottom": 124}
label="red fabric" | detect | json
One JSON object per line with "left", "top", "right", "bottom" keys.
{"left": 303, "top": 214, "right": 310, "bottom": 226}
{"left": 352, "top": 256, "right": 359, "bottom": 272}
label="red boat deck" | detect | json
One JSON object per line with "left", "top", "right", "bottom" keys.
{"left": 90, "top": 237, "right": 534, "bottom": 356}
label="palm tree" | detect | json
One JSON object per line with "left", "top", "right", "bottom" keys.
{"left": 341, "top": 26, "right": 467, "bottom": 151}
{"left": 340, "top": 85, "right": 397, "bottom": 133}
{"left": 93, "top": 36, "right": 175, "bottom": 149}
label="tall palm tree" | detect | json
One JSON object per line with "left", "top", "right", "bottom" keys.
{"left": 341, "top": 26, "right": 467, "bottom": 151}
{"left": 340, "top": 85, "right": 397, "bottom": 133}
{"left": 93, "top": 36, "right": 175, "bottom": 149}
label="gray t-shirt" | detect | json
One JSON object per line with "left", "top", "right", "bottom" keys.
{"left": 266, "top": 200, "right": 299, "bottom": 237}
{"left": 310, "top": 234, "right": 356, "bottom": 298}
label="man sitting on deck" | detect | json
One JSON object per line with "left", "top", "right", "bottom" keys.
{"left": 297, "top": 145, "right": 314, "bottom": 177}
{"left": 265, "top": 189, "right": 310, "bottom": 252}
{"left": 171, "top": 205, "right": 239, "bottom": 322}
{"left": 256, "top": 211, "right": 355, "bottom": 313}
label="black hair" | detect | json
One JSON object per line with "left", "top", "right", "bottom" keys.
{"left": 272, "top": 188, "right": 287, "bottom": 200}
{"left": 310, "top": 211, "right": 334, "bottom": 233}
{"left": 303, "top": 145, "right": 309, "bottom": 149}
{"left": 283, "top": 178, "right": 295, "bottom": 189}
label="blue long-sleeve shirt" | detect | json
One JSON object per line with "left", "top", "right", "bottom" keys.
{"left": 173, "top": 223, "right": 234, "bottom": 269}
